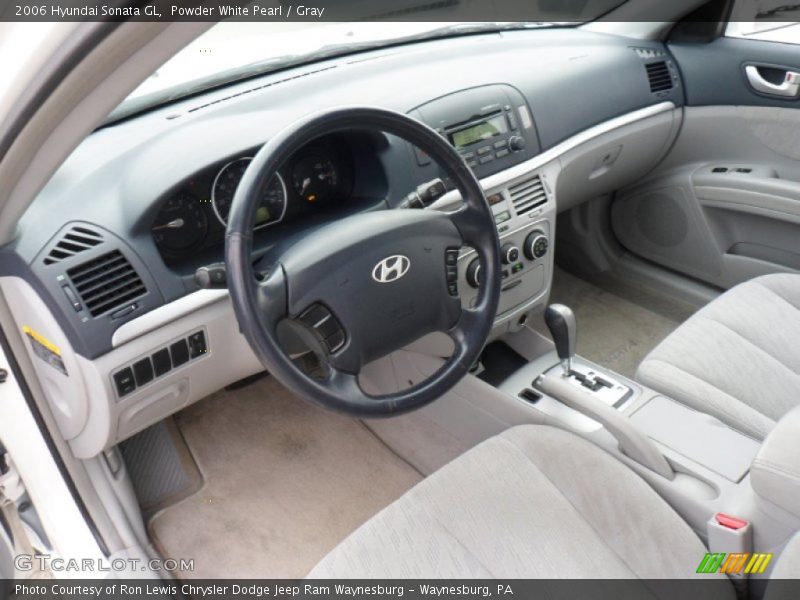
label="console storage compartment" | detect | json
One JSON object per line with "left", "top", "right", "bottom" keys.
{"left": 628, "top": 396, "right": 760, "bottom": 482}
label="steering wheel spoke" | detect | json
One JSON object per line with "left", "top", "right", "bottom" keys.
{"left": 254, "top": 265, "right": 289, "bottom": 335}
{"left": 447, "top": 202, "right": 486, "bottom": 248}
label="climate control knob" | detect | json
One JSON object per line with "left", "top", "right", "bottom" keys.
{"left": 501, "top": 243, "right": 520, "bottom": 265}
{"left": 524, "top": 231, "right": 549, "bottom": 260}
{"left": 508, "top": 136, "right": 526, "bottom": 152}
{"left": 466, "top": 258, "right": 482, "bottom": 289}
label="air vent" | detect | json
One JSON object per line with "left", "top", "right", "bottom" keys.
{"left": 67, "top": 250, "right": 146, "bottom": 317}
{"left": 646, "top": 61, "right": 673, "bottom": 93}
{"left": 509, "top": 175, "right": 547, "bottom": 216}
{"left": 43, "top": 226, "right": 103, "bottom": 265}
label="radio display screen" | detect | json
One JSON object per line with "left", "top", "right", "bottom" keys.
{"left": 450, "top": 114, "right": 508, "bottom": 149}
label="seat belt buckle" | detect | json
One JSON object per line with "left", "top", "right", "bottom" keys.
{"left": 704, "top": 513, "right": 754, "bottom": 580}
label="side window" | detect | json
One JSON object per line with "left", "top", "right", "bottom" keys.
{"left": 726, "top": 1, "right": 800, "bottom": 43}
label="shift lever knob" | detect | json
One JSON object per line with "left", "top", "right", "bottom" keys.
{"left": 544, "top": 304, "right": 576, "bottom": 376}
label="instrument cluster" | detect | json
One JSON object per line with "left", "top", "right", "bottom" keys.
{"left": 151, "top": 137, "right": 353, "bottom": 261}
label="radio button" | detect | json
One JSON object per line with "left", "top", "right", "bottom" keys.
{"left": 496, "top": 149, "right": 509, "bottom": 159}
{"left": 508, "top": 136, "right": 526, "bottom": 152}
{"left": 477, "top": 146, "right": 492, "bottom": 155}
{"left": 494, "top": 140, "right": 507, "bottom": 149}
{"left": 479, "top": 155, "right": 494, "bottom": 165}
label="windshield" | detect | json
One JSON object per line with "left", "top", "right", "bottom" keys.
{"left": 113, "top": 2, "right": 627, "bottom": 122}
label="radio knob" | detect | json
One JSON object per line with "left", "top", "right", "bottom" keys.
{"left": 524, "top": 231, "right": 549, "bottom": 260}
{"left": 508, "top": 135, "right": 526, "bottom": 152}
{"left": 466, "top": 258, "right": 482, "bottom": 288}
{"left": 501, "top": 243, "right": 520, "bottom": 265}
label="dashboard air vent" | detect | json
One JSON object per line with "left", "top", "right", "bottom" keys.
{"left": 509, "top": 175, "right": 547, "bottom": 216}
{"left": 187, "top": 65, "right": 337, "bottom": 114}
{"left": 646, "top": 61, "right": 673, "bottom": 93}
{"left": 43, "top": 226, "right": 103, "bottom": 265}
{"left": 67, "top": 250, "right": 146, "bottom": 317}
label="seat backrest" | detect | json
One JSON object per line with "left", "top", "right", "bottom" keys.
{"left": 765, "top": 532, "right": 800, "bottom": 600}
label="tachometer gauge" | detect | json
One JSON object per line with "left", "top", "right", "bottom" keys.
{"left": 292, "top": 155, "right": 338, "bottom": 204}
{"left": 152, "top": 192, "right": 208, "bottom": 254}
{"left": 212, "top": 157, "right": 287, "bottom": 228}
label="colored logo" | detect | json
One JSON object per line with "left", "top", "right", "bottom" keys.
{"left": 697, "top": 553, "right": 773, "bottom": 575}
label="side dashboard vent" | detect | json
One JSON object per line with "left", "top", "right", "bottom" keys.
{"left": 67, "top": 250, "right": 146, "bottom": 317}
{"left": 509, "top": 175, "right": 547, "bottom": 216}
{"left": 43, "top": 226, "right": 103, "bottom": 265}
{"left": 646, "top": 61, "right": 673, "bottom": 93}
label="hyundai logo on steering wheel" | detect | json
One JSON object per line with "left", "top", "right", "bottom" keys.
{"left": 372, "top": 255, "right": 410, "bottom": 283}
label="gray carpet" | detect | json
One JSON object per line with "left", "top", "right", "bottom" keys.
{"left": 149, "top": 376, "right": 422, "bottom": 579}
{"left": 535, "top": 269, "right": 684, "bottom": 379}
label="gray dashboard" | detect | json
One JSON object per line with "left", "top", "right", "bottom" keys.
{"left": 0, "top": 28, "right": 683, "bottom": 360}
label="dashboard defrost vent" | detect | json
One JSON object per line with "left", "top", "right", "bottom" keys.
{"left": 187, "top": 65, "right": 337, "bottom": 114}
{"left": 67, "top": 250, "right": 146, "bottom": 317}
{"left": 509, "top": 175, "right": 547, "bottom": 216}
{"left": 646, "top": 61, "right": 673, "bottom": 93}
{"left": 43, "top": 226, "right": 103, "bottom": 265}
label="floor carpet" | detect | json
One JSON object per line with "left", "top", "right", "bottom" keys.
{"left": 149, "top": 376, "right": 422, "bottom": 579}
{"left": 534, "top": 268, "right": 683, "bottom": 379}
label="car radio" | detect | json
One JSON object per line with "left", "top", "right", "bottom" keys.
{"left": 410, "top": 84, "right": 539, "bottom": 179}
{"left": 444, "top": 106, "right": 526, "bottom": 168}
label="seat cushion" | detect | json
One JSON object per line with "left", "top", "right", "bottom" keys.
{"left": 637, "top": 274, "right": 800, "bottom": 440}
{"left": 308, "top": 425, "right": 728, "bottom": 586}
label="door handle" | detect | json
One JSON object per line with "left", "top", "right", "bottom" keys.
{"left": 745, "top": 65, "right": 800, "bottom": 98}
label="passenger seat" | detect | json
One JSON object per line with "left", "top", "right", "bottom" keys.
{"left": 637, "top": 273, "right": 800, "bottom": 440}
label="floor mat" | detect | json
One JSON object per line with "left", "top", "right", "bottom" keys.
{"left": 148, "top": 376, "right": 422, "bottom": 579}
{"left": 120, "top": 420, "right": 203, "bottom": 520}
{"left": 534, "top": 268, "right": 682, "bottom": 379}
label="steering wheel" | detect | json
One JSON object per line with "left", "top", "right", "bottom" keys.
{"left": 225, "top": 107, "right": 501, "bottom": 417}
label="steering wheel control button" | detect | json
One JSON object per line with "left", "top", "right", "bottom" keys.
{"left": 151, "top": 348, "right": 172, "bottom": 377}
{"left": 524, "top": 231, "right": 549, "bottom": 260}
{"left": 445, "top": 248, "right": 459, "bottom": 266}
{"left": 132, "top": 357, "right": 154, "bottom": 386}
{"left": 324, "top": 329, "right": 346, "bottom": 353}
{"left": 188, "top": 331, "right": 208, "bottom": 359}
{"left": 445, "top": 251, "right": 460, "bottom": 297}
{"left": 501, "top": 243, "right": 520, "bottom": 265}
{"left": 170, "top": 339, "right": 190, "bottom": 367}
{"left": 113, "top": 368, "right": 136, "bottom": 398}
{"left": 300, "top": 304, "right": 346, "bottom": 353}
{"left": 466, "top": 258, "right": 482, "bottom": 289}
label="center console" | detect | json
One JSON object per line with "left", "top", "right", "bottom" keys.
{"left": 409, "top": 84, "right": 555, "bottom": 330}
{"left": 492, "top": 305, "right": 800, "bottom": 581}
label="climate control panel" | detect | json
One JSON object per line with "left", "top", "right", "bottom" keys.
{"left": 465, "top": 228, "right": 548, "bottom": 290}
{"left": 459, "top": 222, "right": 551, "bottom": 321}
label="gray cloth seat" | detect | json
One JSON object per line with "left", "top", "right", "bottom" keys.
{"left": 637, "top": 273, "right": 800, "bottom": 440}
{"left": 308, "top": 425, "right": 731, "bottom": 585}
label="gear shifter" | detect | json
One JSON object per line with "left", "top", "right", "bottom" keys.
{"left": 544, "top": 304, "right": 576, "bottom": 377}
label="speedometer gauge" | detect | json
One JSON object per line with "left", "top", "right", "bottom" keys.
{"left": 212, "top": 157, "right": 287, "bottom": 228}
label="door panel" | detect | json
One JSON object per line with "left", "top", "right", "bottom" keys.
{"left": 670, "top": 37, "right": 800, "bottom": 108}
{"left": 611, "top": 34, "right": 800, "bottom": 290}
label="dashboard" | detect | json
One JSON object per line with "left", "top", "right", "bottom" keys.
{"left": 0, "top": 27, "right": 685, "bottom": 457}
